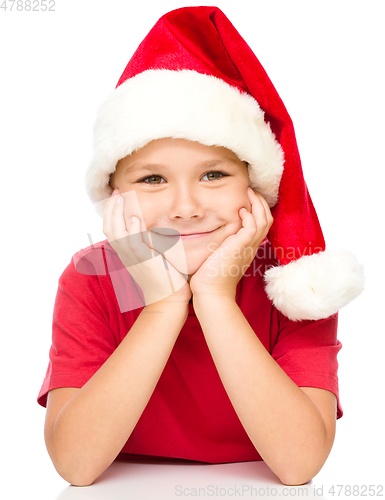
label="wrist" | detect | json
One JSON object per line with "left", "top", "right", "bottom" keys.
{"left": 192, "top": 291, "right": 236, "bottom": 310}
{"left": 144, "top": 297, "right": 190, "bottom": 315}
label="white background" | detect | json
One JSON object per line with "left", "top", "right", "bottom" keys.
{"left": 1, "top": 0, "right": 384, "bottom": 498}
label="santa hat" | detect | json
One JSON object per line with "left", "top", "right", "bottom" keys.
{"left": 85, "top": 6, "right": 364, "bottom": 321}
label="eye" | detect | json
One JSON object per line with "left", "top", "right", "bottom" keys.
{"left": 201, "top": 171, "right": 228, "bottom": 181}
{"left": 138, "top": 170, "right": 228, "bottom": 185}
{"left": 140, "top": 175, "right": 165, "bottom": 185}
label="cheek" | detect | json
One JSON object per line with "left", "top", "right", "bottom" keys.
{"left": 130, "top": 193, "right": 157, "bottom": 224}
{"left": 225, "top": 189, "right": 251, "bottom": 218}
{"left": 119, "top": 190, "right": 155, "bottom": 230}
{"left": 240, "top": 193, "right": 252, "bottom": 212}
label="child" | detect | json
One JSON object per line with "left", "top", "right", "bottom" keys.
{"left": 38, "top": 6, "right": 364, "bottom": 488}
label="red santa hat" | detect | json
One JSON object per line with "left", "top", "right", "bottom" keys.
{"left": 85, "top": 6, "right": 364, "bottom": 321}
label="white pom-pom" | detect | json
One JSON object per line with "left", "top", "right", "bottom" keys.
{"left": 264, "top": 249, "right": 365, "bottom": 321}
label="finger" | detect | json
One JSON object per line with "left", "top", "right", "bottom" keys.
{"left": 248, "top": 189, "right": 273, "bottom": 229}
{"left": 110, "top": 194, "right": 128, "bottom": 240}
{"left": 127, "top": 215, "right": 142, "bottom": 245}
{"left": 102, "top": 189, "right": 120, "bottom": 237}
{"left": 248, "top": 191, "right": 267, "bottom": 223}
{"left": 248, "top": 188, "right": 272, "bottom": 217}
{"left": 233, "top": 209, "right": 260, "bottom": 261}
{"left": 243, "top": 197, "right": 270, "bottom": 248}
{"left": 254, "top": 192, "right": 274, "bottom": 228}
{"left": 236, "top": 208, "right": 258, "bottom": 245}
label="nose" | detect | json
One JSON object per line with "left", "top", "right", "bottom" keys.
{"left": 168, "top": 185, "right": 205, "bottom": 220}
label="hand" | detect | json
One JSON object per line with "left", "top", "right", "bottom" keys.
{"left": 103, "top": 189, "right": 192, "bottom": 306}
{"left": 189, "top": 188, "right": 273, "bottom": 299}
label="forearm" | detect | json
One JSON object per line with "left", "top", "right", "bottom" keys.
{"left": 46, "top": 299, "right": 188, "bottom": 486}
{"left": 193, "top": 294, "right": 332, "bottom": 485}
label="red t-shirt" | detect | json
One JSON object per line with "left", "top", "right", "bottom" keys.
{"left": 37, "top": 239, "right": 342, "bottom": 464}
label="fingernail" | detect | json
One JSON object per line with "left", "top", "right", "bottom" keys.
{"left": 115, "top": 196, "right": 121, "bottom": 205}
{"left": 241, "top": 208, "right": 247, "bottom": 211}
{"left": 112, "top": 188, "right": 119, "bottom": 196}
{"left": 131, "top": 216, "right": 137, "bottom": 223}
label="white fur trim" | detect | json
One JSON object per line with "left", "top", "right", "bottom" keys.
{"left": 264, "top": 249, "right": 365, "bottom": 321}
{"left": 85, "top": 69, "right": 284, "bottom": 212}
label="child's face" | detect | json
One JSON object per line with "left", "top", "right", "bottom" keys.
{"left": 111, "top": 138, "right": 251, "bottom": 275}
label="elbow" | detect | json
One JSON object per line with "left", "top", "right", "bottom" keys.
{"left": 46, "top": 444, "right": 99, "bottom": 487}
{"left": 45, "top": 433, "right": 102, "bottom": 486}
{"left": 276, "top": 427, "right": 335, "bottom": 485}
{"left": 66, "top": 476, "right": 96, "bottom": 488}
{"left": 275, "top": 459, "right": 325, "bottom": 486}
{"left": 278, "top": 471, "right": 314, "bottom": 487}
{"left": 272, "top": 450, "right": 328, "bottom": 486}
{"left": 53, "top": 460, "right": 98, "bottom": 487}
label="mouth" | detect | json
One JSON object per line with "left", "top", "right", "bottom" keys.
{"left": 180, "top": 231, "right": 215, "bottom": 239}
{"left": 151, "top": 228, "right": 218, "bottom": 240}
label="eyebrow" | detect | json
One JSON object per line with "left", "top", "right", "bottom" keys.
{"left": 124, "top": 158, "right": 241, "bottom": 176}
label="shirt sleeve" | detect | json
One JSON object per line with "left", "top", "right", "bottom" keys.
{"left": 270, "top": 312, "right": 343, "bottom": 419}
{"left": 37, "top": 256, "right": 118, "bottom": 407}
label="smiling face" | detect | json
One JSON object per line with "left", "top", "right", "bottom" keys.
{"left": 110, "top": 138, "right": 251, "bottom": 276}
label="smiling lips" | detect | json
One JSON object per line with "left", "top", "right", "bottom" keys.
{"left": 180, "top": 231, "right": 214, "bottom": 239}
{"left": 152, "top": 228, "right": 217, "bottom": 239}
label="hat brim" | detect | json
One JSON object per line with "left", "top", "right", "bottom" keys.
{"left": 85, "top": 69, "right": 284, "bottom": 211}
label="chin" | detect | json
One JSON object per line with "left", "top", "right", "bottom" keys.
{"left": 173, "top": 259, "right": 202, "bottom": 277}
{"left": 166, "top": 251, "right": 207, "bottom": 277}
